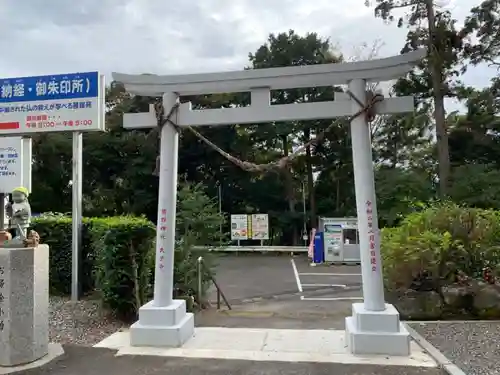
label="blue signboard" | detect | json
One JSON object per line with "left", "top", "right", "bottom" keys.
{"left": 0, "top": 72, "right": 99, "bottom": 103}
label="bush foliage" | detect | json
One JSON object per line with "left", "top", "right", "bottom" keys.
{"left": 382, "top": 202, "right": 500, "bottom": 291}
{"left": 381, "top": 202, "right": 500, "bottom": 318}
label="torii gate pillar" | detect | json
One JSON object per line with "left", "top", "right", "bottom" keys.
{"left": 127, "top": 92, "right": 195, "bottom": 348}
{"left": 344, "top": 79, "right": 410, "bottom": 355}
{"left": 113, "top": 49, "right": 425, "bottom": 355}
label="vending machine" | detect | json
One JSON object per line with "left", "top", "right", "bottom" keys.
{"left": 319, "top": 217, "right": 360, "bottom": 263}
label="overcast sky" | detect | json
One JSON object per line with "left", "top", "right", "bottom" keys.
{"left": 0, "top": 0, "right": 495, "bottom": 102}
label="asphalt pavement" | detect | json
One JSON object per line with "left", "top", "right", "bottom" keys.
{"left": 12, "top": 345, "right": 446, "bottom": 375}
{"left": 208, "top": 254, "right": 363, "bottom": 304}
{"left": 200, "top": 254, "right": 364, "bottom": 332}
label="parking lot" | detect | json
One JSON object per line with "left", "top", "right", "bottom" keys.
{"left": 291, "top": 256, "right": 363, "bottom": 301}
{"left": 209, "top": 254, "right": 363, "bottom": 304}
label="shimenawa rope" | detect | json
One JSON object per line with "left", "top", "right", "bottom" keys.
{"left": 152, "top": 90, "right": 383, "bottom": 174}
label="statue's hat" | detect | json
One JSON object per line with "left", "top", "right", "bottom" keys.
{"left": 12, "top": 186, "right": 29, "bottom": 197}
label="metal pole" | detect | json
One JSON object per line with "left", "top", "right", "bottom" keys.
{"left": 0, "top": 193, "right": 5, "bottom": 230}
{"left": 218, "top": 183, "right": 222, "bottom": 246}
{"left": 71, "top": 131, "right": 83, "bottom": 302}
{"left": 153, "top": 92, "right": 179, "bottom": 307}
{"left": 348, "top": 79, "right": 385, "bottom": 311}
{"left": 302, "top": 182, "right": 307, "bottom": 246}
{"left": 22, "top": 137, "right": 32, "bottom": 193}
{"left": 197, "top": 256, "right": 203, "bottom": 307}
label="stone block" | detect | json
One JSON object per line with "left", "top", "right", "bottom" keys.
{"left": 345, "top": 302, "right": 410, "bottom": 356}
{"left": 130, "top": 298, "right": 194, "bottom": 347}
{"left": 0, "top": 245, "right": 49, "bottom": 367}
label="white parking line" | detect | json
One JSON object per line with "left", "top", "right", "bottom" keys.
{"left": 300, "top": 296, "right": 363, "bottom": 301}
{"left": 298, "top": 273, "right": 361, "bottom": 276}
{"left": 302, "top": 284, "right": 347, "bottom": 288}
{"left": 290, "top": 258, "right": 303, "bottom": 292}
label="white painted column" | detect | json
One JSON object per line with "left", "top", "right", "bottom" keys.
{"left": 153, "top": 92, "right": 179, "bottom": 307}
{"left": 348, "top": 79, "right": 385, "bottom": 311}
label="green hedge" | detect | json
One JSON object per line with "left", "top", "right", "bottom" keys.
{"left": 90, "top": 217, "right": 156, "bottom": 320}
{"left": 32, "top": 216, "right": 95, "bottom": 295}
{"left": 32, "top": 215, "right": 156, "bottom": 319}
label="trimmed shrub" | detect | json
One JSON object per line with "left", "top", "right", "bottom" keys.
{"left": 32, "top": 214, "right": 156, "bottom": 318}
{"left": 90, "top": 216, "right": 156, "bottom": 320}
{"left": 31, "top": 215, "right": 94, "bottom": 295}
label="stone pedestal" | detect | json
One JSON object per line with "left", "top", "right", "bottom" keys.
{"left": 0, "top": 245, "right": 49, "bottom": 366}
{"left": 130, "top": 299, "right": 194, "bottom": 347}
{"left": 345, "top": 302, "right": 410, "bottom": 356}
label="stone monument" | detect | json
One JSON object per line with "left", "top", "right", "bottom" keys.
{"left": 0, "top": 190, "right": 48, "bottom": 367}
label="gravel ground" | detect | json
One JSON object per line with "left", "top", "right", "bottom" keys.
{"left": 409, "top": 321, "right": 500, "bottom": 375}
{"left": 49, "top": 296, "right": 125, "bottom": 346}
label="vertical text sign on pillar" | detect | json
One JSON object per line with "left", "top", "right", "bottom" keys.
{"left": 158, "top": 207, "right": 167, "bottom": 272}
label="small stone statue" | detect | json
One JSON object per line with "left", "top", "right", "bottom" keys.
{"left": 23, "top": 230, "right": 40, "bottom": 248}
{"left": 5, "top": 186, "right": 31, "bottom": 239}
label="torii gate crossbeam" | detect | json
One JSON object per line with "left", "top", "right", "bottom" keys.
{"left": 113, "top": 48, "right": 425, "bottom": 356}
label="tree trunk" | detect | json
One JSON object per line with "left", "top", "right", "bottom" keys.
{"left": 426, "top": 0, "right": 450, "bottom": 197}
{"left": 304, "top": 128, "right": 317, "bottom": 229}
{"left": 391, "top": 121, "right": 399, "bottom": 168}
{"left": 336, "top": 175, "right": 341, "bottom": 212}
{"left": 281, "top": 135, "right": 298, "bottom": 245}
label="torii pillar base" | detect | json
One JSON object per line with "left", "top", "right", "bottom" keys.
{"left": 129, "top": 300, "right": 194, "bottom": 347}
{"left": 345, "top": 303, "right": 410, "bottom": 356}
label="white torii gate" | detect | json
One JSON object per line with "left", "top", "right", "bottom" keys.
{"left": 113, "top": 48, "right": 425, "bottom": 356}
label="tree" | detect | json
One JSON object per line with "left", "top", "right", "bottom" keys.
{"left": 368, "top": 0, "right": 465, "bottom": 196}
{"left": 30, "top": 132, "right": 72, "bottom": 213}
{"left": 448, "top": 80, "right": 500, "bottom": 167}
{"left": 462, "top": 0, "right": 500, "bottom": 68}
{"left": 247, "top": 30, "right": 343, "bottom": 241}
{"left": 375, "top": 167, "right": 435, "bottom": 226}
{"left": 372, "top": 102, "right": 434, "bottom": 168}
{"left": 176, "top": 180, "right": 227, "bottom": 246}
{"left": 449, "top": 164, "right": 500, "bottom": 209}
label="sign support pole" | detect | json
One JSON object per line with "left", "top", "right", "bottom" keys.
{"left": 0, "top": 193, "right": 4, "bottom": 230}
{"left": 218, "top": 183, "right": 222, "bottom": 247}
{"left": 71, "top": 131, "right": 83, "bottom": 301}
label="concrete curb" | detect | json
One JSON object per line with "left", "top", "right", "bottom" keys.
{"left": 404, "top": 323, "right": 468, "bottom": 375}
